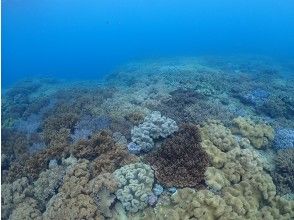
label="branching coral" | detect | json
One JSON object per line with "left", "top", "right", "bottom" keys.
{"left": 231, "top": 117, "right": 274, "bottom": 149}
{"left": 113, "top": 162, "right": 154, "bottom": 213}
{"left": 131, "top": 111, "right": 178, "bottom": 152}
{"left": 72, "top": 131, "right": 116, "bottom": 160}
{"left": 271, "top": 148, "right": 294, "bottom": 195}
{"left": 90, "top": 145, "right": 139, "bottom": 177}
{"left": 5, "top": 143, "right": 68, "bottom": 182}
{"left": 1, "top": 129, "right": 29, "bottom": 159}
{"left": 146, "top": 124, "right": 210, "bottom": 188}
{"left": 42, "top": 112, "right": 78, "bottom": 145}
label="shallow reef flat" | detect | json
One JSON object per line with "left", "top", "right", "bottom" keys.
{"left": 1, "top": 56, "right": 294, "bottom": 220}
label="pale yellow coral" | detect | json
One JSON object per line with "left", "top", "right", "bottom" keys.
{"left": 201, "top": 120, "right": 239, "bottom": 152}
{"left": 43, "top": 160, "right": 118, "bottom": 219}
{"left": 231, "top": 117, "right": 274, "bottom": 149}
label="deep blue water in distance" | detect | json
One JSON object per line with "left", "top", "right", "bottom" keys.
{"left": 2, "top": 0, "right": 294, "bottom": 88}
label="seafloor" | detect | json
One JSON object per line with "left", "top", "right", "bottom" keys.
{"left": 1, "top": 56, "right": 294, "bottom": 220}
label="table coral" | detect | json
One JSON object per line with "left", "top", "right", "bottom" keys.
{"left": 231, "top": 116, "right": 274, "bottom": 149}
{"left": 146, "top": 124, "right": 210, "bottom": 188}
{"left": 113, "top": 162, "right": 154, "bottom": 213}
{"left": 131, "top": 111, "right": 178, "bottom": 152}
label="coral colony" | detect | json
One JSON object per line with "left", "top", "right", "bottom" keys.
{"left": 1, "top": 57, "right": 294, "bottom": 219}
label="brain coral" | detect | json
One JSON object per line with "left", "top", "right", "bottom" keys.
{"left": 146, "top": 124, "right": 210, "bottom": 188}
{"left": 131, "top": 111, "right": 178, "bottom": 152}
{"left": 113, "top": 162, "right": 154, "bottom": 213}
{"left": 231, "top": 116, "right": 274, "bottom": 149}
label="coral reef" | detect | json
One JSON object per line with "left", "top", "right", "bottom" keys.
{"left": 271, "top": 148, "right": 294, "bottom": 195}
{"left": 113, "top": 162, "right": 154, "bottom": 213}
{"left": 231, "top": 116, "right": 274, "bottom": 149}
{"left": 43, "top": 159, "right": 118, "bottom": 219}
{"left": 2, "top": 57, "right": 294, "bottom": 219}
{"left": 32, "top": 165, "right": 66, "bottom": 210}
{"left": 146, "top": 124, "right": 210, "bottom": 188}
{"left": 131, "top": 111, "right": 178, "bottom": 152}
{"left": 273, "top": 128, "right": 294, "bottom": 150}
{"left": 1, "top": 177, "right": 33, "bottom": 219}
{"left": 71, "top": 115, "right": 112, "bottom": 142}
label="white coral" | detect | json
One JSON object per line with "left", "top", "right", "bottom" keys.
{"left": 131, "top": 111, "right": 178, "bottom": 152}
{"left": 113, "top": 162, "right": 154, "bottom": 213}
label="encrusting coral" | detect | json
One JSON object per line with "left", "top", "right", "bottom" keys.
{"left": 146, "top": 124, "right": 210, "bottom": 188}
{"left": 131, "top": 111, "right": 178, "bottom": 152}
{"left": 231, "top": 116, "right": 274, "bottom": 149}
{"left": 113, "top": 162, "right": 154, "bottom": 213}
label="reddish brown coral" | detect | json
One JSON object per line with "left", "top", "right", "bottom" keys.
{"left": 42, "top": 113, "right": 78, "bottom": 145}
{"left": 271, "top": 148, "right": 294, "bottom": 195}
{"left": 72, "top": 131, "right": 116, "bottom": 160}
{"left": 1, "top": 129, "right": 29, "bottom": 159}
{"left": 90, "top": 145, "right": 139, "bottom": 177}
{"left": 145, "top": 124, "right": 210, "bottom": 188}
{"left": 5, "top": 143, "right": 69, "bottom": 183}
{"left": 71, "top": 130, "right": 138, "bottom": 176}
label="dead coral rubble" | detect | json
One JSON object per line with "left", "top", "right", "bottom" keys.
{"left": 146, "top": 124, "right": 210, "bottom": 188}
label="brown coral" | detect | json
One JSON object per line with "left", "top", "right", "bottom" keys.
{"left": 43, "top": 160, "right": 118, "bottom": 220}
{"left": 42, "top": 112, "right": 78, "bottom": 145}
{"left": 271, "top": 148, "right": 294, "bottom": 195}
{"left": 72, "top": 131, "right": 117, "bottom": 160}
{"left": 145, "top": 124, "right": 210, "bottom": 188}
{"left": 90, "top": 146, "right": 139, "bottom": 177}
{"left": 1, "top": 129, "right": 29, "bottom": 159}
{"left": 5, "top": 143, "right": 69, "bottom": 182}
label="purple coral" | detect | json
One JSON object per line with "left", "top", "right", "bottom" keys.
{"left": 71, "top": 115, "right": 111, "bottom": 142}
{"left": 127, "top": 142, "right": 141, "bottom": 154}
{"left": 147, "top": 193, "right": 158, "bottom": 206}
{"left": 273, "top": 128, "right": 294, "bottom": 150}
{"left": 242, "top": 88, "right": 269, "bottom": 106}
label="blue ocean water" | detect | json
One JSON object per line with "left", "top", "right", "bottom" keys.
{"left": 2, "top": 0, "right": 294, "bottom": 88}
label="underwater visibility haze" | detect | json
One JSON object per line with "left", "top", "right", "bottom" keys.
{"left": 1, "top": 0, "right": 294, "bottom": 220}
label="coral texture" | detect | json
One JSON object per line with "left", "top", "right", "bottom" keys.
{"left": 271, "top": 148, "right": 294, "bottom": 195}
{"left": 146, "top": 124, "right": 210, "bottom": 188}
{"left": 113, "top": 162, "right": 154, "bottom": 213}
{"left": 273, "top": 128, "right": 294, "bottom": 150}
{"left": 43, "top": 159, "right": 118, "bottom": 219}
{"left": 231, "top": 117, "right": 274, "bottom": 149}
{"left": 131, "top": 111, "right": 178, "bottom": 152}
